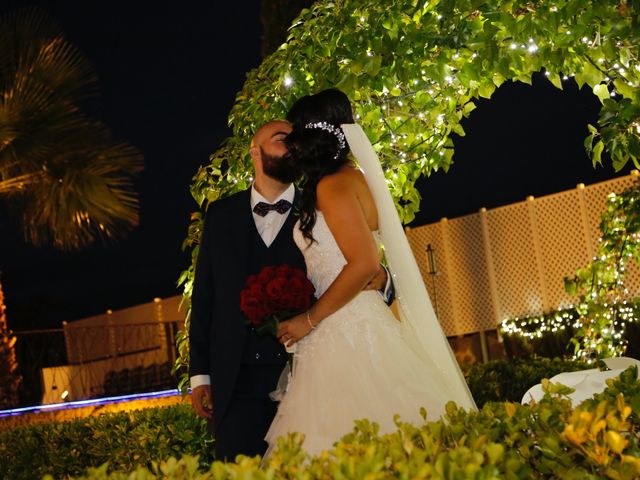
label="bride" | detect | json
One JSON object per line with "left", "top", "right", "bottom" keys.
{"left": 266, "top": 89, "right": 476, "bottom": 456}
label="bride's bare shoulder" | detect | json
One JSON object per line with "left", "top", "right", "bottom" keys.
{"left": 317, "top": 165, "right": 362, "bottom": 193}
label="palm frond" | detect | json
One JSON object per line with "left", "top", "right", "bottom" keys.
{"left": 17, "top": 120, "right": 143, "bottom": 249}
{"left": 0, "top": 7, "right": 143, "bottom": 250}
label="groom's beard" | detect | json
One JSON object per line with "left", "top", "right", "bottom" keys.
{"left": 261, "top": 148, "right": 297, "bottom": 184}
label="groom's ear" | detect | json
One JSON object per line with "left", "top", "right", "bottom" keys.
{"left": 249, "top": 145, "right": 261, "bottom": 163}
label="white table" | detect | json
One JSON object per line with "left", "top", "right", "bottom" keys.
{"left": 521, "top": 356, "right": 640, "bottom": 406}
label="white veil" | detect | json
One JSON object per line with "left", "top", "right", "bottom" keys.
{"left": 341, "top": 124, "right": 477, "bottom": 412}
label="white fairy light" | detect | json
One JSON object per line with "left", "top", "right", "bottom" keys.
{"left": 510, "top": 43, "right": 518, "bottom": 50}
{"left": 528, "top": 44, "right": 538, "bottom": 53}
{"left": 283, "top": 74, "right": 293, "bottom": 87}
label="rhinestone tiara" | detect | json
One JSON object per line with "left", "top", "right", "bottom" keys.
{"left": 304, "top": 121, "right": 347, "bottom": 159}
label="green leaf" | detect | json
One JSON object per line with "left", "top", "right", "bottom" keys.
{"left": 463, "top": 101, "right": 476, "bottom": 116}
{"left": 629, "top": 134, "right": 640, "bottom": 159}
{"left": 613, "top": 79, "right": 635, "bottom": 100}
{"left": 592, "top": 140, "right": 604, "bottom": 167}
{"left": 548, "top": 73, "right": 563, "bottom": 91}
{"left": 477, "top": 81, "right": 495, "bottom": 99}
{"left": 593, "top": 84, "right": 610, "bottom": 104}
{"left": 452, "top": 123, "right": 466, "bottom": 137}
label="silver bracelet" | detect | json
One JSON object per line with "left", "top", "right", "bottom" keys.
{"left": 306, "top": 311, "right": 316, "bottom": 330}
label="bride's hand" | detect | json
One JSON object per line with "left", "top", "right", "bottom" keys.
{"left": 277, "top": 313, "right": 313, "bottom": 346}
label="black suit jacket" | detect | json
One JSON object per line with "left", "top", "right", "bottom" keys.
{"left": 189, "top": 188, "right": 305, "bottom": 428}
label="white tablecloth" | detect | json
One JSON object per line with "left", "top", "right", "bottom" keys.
{"left": 521, "top": 356, "right": 640, "bottom": 406}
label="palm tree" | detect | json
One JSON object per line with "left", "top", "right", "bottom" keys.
{"left": 0, "top": 8, "right": 143, "bottom": 407}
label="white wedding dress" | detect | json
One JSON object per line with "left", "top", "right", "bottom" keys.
{"left": 264, "top": 211, "right": 454, "bottom": 456}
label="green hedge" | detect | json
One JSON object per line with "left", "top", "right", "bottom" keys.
{"left": 463, "top": 357, "right": 589, "bottom": 407}
{"left": 0, "top": 404, "right": 212, "bottom": 480}
{"left": 68, "top": 366, "right": 640, "bottom": 480}
{"left": 0, "top": 358, "right": 623, "bottom": 479}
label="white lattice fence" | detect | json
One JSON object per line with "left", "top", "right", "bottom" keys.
{"left": 406, "top": 171, "right": 640, "bottom": 336}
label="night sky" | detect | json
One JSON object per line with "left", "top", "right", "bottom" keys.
{"left": 0, "top": 1, "right": 633, "bottom": 331}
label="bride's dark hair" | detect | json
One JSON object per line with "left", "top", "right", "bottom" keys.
{"left": 285, "top": 88, "right": 354, "bottom": 243}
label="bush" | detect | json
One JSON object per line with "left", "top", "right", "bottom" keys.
{"left": 0, "top": 403, "right": 212, "bottom": 480}
{"left": 463, "top": 357, "right": 589, "bottom": 407}
{"left": 2, "top": 360, "right": 632, "bottom": 479}
{"left": 67, "top": 367, "right": 640, "bottom": 480}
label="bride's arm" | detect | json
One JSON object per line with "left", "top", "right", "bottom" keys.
{"left": 277, "top": 173, "right": 379, "bottom": 344}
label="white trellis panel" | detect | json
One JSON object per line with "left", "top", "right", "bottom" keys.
{"left": 406, "top": 171, "right": 639, "bottom": 335}
{"left": 531, "top": 189, "right": 590, "bottom": 311}
{"left": 485, "top": 201, "right": 543, "bottom": 320}
{"left": 406, "top": 222, "right": 458, "bottom": 336}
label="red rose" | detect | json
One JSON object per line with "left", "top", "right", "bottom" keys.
{"left": 288, "top": 276, "right": 305, "bottom": 292}
{"left": 258, "top": 266, "right": 277, "bottom": 283}
{"left": 249, "top": 283, "right": 264, "bottom": 298}
{"left": 241, "top": 295, "right": 265, "bottom": 325}
{"left": 276, "top": 264, "right": 292, "bottom": 278}
{"left": 266, "top": 277, "right": 287, "bottom": 300}
{"left": 292, "top": 294, "right": 311, "bottom": 311}
{"left": 280, "top": 292, "right": 297, "bottom": 310}
{"left": 240, "top": 264, "right": 315, "bottom": 334}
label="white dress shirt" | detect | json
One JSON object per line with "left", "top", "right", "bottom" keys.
{"left": 250, "top": 183, "right": 296, "bottom": 247}
{"left": 190, "top": 183, "right": 295, "bottom": 390}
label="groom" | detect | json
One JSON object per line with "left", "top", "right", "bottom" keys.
{"left": 189, "top": 120, "right": 391, "bottom": 461}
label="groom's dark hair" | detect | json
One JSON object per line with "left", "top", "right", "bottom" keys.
{"left": 285, "top": 88, "right": 354, "bottom": 244}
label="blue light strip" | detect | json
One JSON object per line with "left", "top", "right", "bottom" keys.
{"left": 0, "top": 389, "right": 184, "bottom": 417}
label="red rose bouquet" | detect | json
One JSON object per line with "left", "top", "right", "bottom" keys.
{"left": 240, "top": 264, "right": 316, "bottom": 336}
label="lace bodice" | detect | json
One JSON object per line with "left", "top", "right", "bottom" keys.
{"left": 294, "top": 211, "right": 380, "bottom": 297}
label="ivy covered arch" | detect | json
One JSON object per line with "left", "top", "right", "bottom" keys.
{"left": 193, "top": 0, "right": 639, "bottom": 222}
{"left": 176, "top": 0, "right": 640, "bottom": 381}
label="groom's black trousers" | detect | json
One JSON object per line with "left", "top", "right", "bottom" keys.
{"left": 211, "top": 363, "right": 284, "bottom": 461}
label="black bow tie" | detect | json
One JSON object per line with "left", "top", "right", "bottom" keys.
{"left": 253, "top": 199, "right": 292, "bottom": 217}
